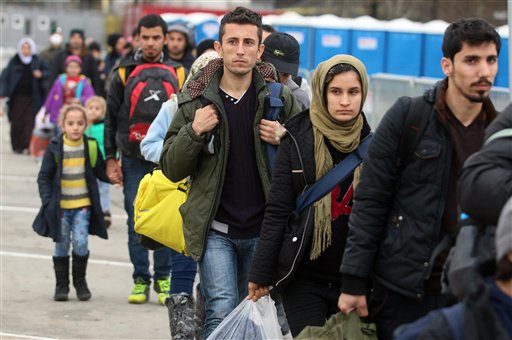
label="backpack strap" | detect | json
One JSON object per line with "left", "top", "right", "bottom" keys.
{"left": 295, "top": 134, "right": 373, "bottom": 213}
{"left": 396, "top": 96, "right": 431, "bottom": 170}
{"left": 87, "top": 139, "right": 98, "bottom": 168}
{"left": 118, "top": 67, "right": 127, "bottom": 86}
{"left": 440, "top": 303, "right": 465, "bottom": 340}
{"left": 484, "top": 127, "right": 512, "bottom": 146}
{"left": 59, "top": 74, "right": 67, "bottom": 85}
{"left": 266, "top": 82, "right": 285, "bottom": 174}
{"left": 75, "top": 76, "right": 85, "bottom": 99}
{"left": 175, "top": 66, "right": 186, "bottom": 90}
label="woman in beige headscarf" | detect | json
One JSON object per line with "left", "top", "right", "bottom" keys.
{"left": 247, "top": 54, "right": 371, "bottom": 337}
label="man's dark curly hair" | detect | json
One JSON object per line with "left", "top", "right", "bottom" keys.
{"left": 218, "top": 7, "right": 263, "bottom": 44}
{"left": 442, "top": 18, "right": 501, "bottom": 60}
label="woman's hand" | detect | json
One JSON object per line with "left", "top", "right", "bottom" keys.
{"left": 247, "top": 282, "right": 270, "bottom": 302}
{"left": 33, "top": 69, "right": 43, "bottom": 79}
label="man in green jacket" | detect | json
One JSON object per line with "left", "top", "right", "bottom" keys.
{"left": 160, "top": 7, "right": 300, "bottom": 338}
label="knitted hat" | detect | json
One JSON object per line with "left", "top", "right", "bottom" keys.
{"left": 496, "top": 196, "right": 512, "bottom": 261}
{"left": 65, "top": 55, "right": 83, "bottom": 67}
{"left": 196, "top": 39, "right": 216, "bottom": 57}
{"left": 262, "top": 32, "right": 300, "bottom": 76}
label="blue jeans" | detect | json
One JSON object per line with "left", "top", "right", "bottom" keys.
{"left": 199, "top": 231, "right": 258, "bottom": 339}
{"left": 97, "top": 179, "right": 111, "bottom": 212}
{"left": 54, "top": 207, "right": 90, "bottom": 257}
{"left": 122, "top": 155, "right": 172, "bottom": 283}
{"left": 170, "top": 249, "right": 197, "bottom": 295}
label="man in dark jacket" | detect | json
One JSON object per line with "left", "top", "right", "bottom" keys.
{"left": 394, "top": 197, "right": 512, "bottom": 340}
{"left": 160, "top": 7, "right": 300, "bottom": 338}
{"left": 50, "top": 29, "right": 103, "bottom": 96}
{"left": 166, "top": 23, "right": 195, "bottom": 71}
{"left": 104, "top": 14, "right": 181, "bottom": 306}
{"left": 338, "top": 18, "right": 501, "bottom": 340}
{"left": 458, "top": 103, "right": 512, "bottom": 225}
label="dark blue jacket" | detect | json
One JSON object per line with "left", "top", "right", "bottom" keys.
{"left": 33, "top": 134, "right": 109, "bottom": 242}
{"left": 0, "top": 54, "right": 48, "bottom": 113}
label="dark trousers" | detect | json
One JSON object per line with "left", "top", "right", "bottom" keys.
{"left": 370, "top": 282, "right": 448, "bottom": 340}
{"left": 281, "top": 277, "right": 340, "bottom": 337}
{"left": 10, "top": 95, "right": 35, "bottom": 151}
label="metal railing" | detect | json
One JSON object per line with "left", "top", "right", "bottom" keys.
{"left": 367, "top": 73, "right": 510, "bottom": 129}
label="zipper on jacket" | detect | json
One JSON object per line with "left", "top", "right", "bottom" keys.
{"left": 275, "top": 205, "right": 312, "bottom": 289}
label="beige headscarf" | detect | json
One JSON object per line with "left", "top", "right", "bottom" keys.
{"left": 309, "top": 54, "right": 368, "bottom": 260}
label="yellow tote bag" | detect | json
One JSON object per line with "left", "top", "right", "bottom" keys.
{"left": 134, "top": 169, "right": 189, "bottom": 256}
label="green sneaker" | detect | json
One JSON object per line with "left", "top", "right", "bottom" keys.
{"left": 128, "top": 278, "right": 149, "bottom": 304}
{"left": 154, "top": 276, "right": 171, "bottom": 305}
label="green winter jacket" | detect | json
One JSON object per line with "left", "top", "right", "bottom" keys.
{"left": 160, "top": 62, "right": 301, "bottom": 261}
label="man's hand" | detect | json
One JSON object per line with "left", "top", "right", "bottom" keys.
{"left": 33, "top": 69, "right": 43, "bottom": 79}
{"left": 247, "top": 282, "right": 270, "bottom": 302}
{"left": 338, "top": 293, "right": 369, "bottom": 317}
{"left": 106, "top": 159, "right": 123, "bottom": 185}
{"left": 191, "top": 104, "right": 219, "bottom": 136}
{"left": 259, "top": 119, "right": 286, "bottom": 145}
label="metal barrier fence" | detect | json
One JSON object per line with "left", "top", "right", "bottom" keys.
{"left": 367, "top": 74, "right": 510, "bottom": 129}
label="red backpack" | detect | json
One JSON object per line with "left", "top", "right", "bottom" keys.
{"left": 121, "top": 63, "right": 179, "bottom": 143}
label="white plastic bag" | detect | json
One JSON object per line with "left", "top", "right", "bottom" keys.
{"left": 33, "top": 106, "right": 55, "bottom": 139}
{"left": 207, "top": 296, "right": 282, "bottom": 340}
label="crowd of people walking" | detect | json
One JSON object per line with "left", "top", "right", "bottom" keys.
{"left": 0, "top": 5, "right": 510, "bottom": 340}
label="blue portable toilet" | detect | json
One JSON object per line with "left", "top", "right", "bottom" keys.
{"left": 195, "top": 19, "right": 219, "bottom": 43}
{"left": 496, "top": 25, "right": 509, "bottom": 88}
{"left": 312, "top": 15, "right": 352, "bottom": 69}
{"left": 186, "top": 13, "right": 220, "bottom": 44}
{"left": 386, "top": 18, "right": 424, "bottom": 77}
{"left": 272, "top": 12, "right": 314, "bottom": 73}
{"left": 421, "top": 20, "right": 449, "bottom": 79}
{"left": 350, "top": 16, "right": 388, "bottom": 75}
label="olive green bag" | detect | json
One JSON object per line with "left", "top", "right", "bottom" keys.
{"left": 296, "top": 311, "right": 377, "bottom": 340}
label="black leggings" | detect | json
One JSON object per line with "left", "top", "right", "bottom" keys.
{"left": 280, "top": 277, "right": 341, "bottom": 337}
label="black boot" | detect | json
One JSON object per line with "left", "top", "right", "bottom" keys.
{"left": 72, "top": 252, "right": 91, "bottom": 301}
{"left": 53, "top": 256, "right": 70, "bottom": 301}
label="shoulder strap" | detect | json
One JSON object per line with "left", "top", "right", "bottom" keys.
{"left": 266, "top": 82, "right": 285, "bottom": 174}
{"left": 485, "top": 127, "right": 512, "bottom": 146}
{"left": 118, "top": 67, "right": 127, "bottom": 86}
{"left": 440, "top": 303, "right": 465, "bottom": 340}
{"left": 75, "top": 76, "right": 85, "bottom": 99}
{"left": 87, "top": 139, "right": 98, "bottom": 168}
{"left": 295, "top": 134, "right": 373, "bottom": 213}
{"left": 266, "top": 82, "right": 284, "bottom": 120}
{"left": 175, "top": 66, "right": 186, "bottom": 90}
{"left": 59, "top": 74, "right": 67, "bottom": 85}
{"left": 396, "top": 96, "right": 431, "bottom": 170}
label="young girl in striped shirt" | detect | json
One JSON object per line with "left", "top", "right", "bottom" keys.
{"left": 33, "top": 104, "right": 109, "bottom": 302}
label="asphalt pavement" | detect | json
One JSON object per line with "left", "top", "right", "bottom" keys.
{"left": 0, "top": 116, "right": 172, "bottom": 340}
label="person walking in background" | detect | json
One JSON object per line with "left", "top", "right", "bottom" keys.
{"left": 160, "top": 7, "right": 301, "bottom": 338}
{"left": 85, "top": 96, "right": 112, "bottom": 228}
{"left": 0, "top": 37, "right": 48, "bottom": 154}
{"left": 338, "top": 18, "right": 500, "bottom": 339}
{"left": 40, "top": 27, "right": 64, "bottom": 95}
{"left": 166, "top": 23, "right": 195, "bottom": 71}
{"left": 33, "top": 104, "right": 109, "bottom": 302}
{"left": 44, "top": 55, "right": 95, "bottom": 126}
{"left": 104, "top": 33, "right": 127, "bottom": 77}
{"left": 248, "top": 55, "right": 371, "bottom": 337}
{"left": 104, "top": 14, "right": 182, "bottom": 306}
{"left": 50, "top": 29, "right": 103, "bottom": 96}
{"left": 261, "top": 32, "right": 310, "bottom": 110}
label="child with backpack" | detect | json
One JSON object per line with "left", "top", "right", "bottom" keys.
{"left": 85, "top": 96, "right": 112, "bottom": 228}
{"left": 33, "top": 104, "right": 109, "bottom": 302}
{"left": 44, "top": 55, "right": 94, "bottom": 125}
